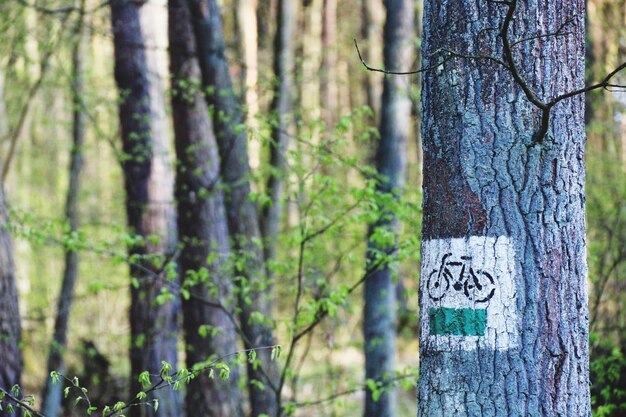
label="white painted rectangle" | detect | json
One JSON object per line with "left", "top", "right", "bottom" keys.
{"left": 420, "top": 236, "right": 519, "bottom": 351}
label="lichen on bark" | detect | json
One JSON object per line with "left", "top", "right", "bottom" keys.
{"left": 418, "top": 0, "right": 590, "bottom": 415}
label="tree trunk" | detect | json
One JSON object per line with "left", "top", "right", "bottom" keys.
{"left": 169, "top": 1, "right": 243, "bottom": 415}
{"left": 320, "top": 0, "right": 337, "bottom": 130}
{"left": 418, "top": 1, "right": 590, "bottom": 416}
{"left": 363, "top": 1, "right": 413, "bottom": 417}
{"left": 261, "top": 0, "right": 295, "bottom": 269}
{"left": 110, "top": 2, "right": 180, "bottom": 417}
{"left": 186, "top": 1, "right": 279, "bottom": 415}
{"left": 41, "top": 4, "right": 87, "bottom": 416}
{"left": 235, "top": 0, "right": 259, "bottom": 131}
{"left": 0, "top": 186, "right": 21, "bottom": 417}
{"left": 0, "top": 22, "right": 21, "bottom": 415}
{"left": 360, "top": 0, "right": 384, "bottom": 122}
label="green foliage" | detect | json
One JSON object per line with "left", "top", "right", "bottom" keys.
{"left": 590, "top": 335, "right": 626, "bottom": 417}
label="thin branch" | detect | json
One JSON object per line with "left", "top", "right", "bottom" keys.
{"left": 354, "top": 39, "right": 451, "bottom": 75}
{"left": 1, "top": 16, "right": 70, "bottom": 183}
{"left": 509, "top": 16, "right": 577, "bottom": 48}
{"left": 548, "top": 61, "right": 626, "bottom": 106}
{"left": 438, "top": 48, "right": 509, "bottom": 69}
{"left": 0, "top": 387, "right": 45, "bottom": 417}
{"left": 16, "top": 0, "right": 76, "bottom": 14}
{"left": 102, "top": 345, "right": 279, "bottom": 417}
{"left": 294, "top": 373, "right": 415, "bottom": 408}
{"left": 499, "top": 0, "right": 546, "bottom": 111}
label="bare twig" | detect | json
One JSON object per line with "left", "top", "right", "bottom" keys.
{"left": 357, "top": 0, "right": 626, "bottom": 145}
{"left": 294, "top": 372, "right": 415, "bottom": 408}
{"left": 354, "top": 39, "right": 451, "bottom": 75}
{"left": 509, "top": 16, "right": 577, "bottom": 48}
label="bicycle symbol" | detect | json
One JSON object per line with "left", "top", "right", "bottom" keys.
{"left": 427, "top": 253, "right": 496, "bottom": 303}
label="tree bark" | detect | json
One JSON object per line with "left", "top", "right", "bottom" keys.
{"left": 261, "top": 0, "right": 295, "bottom": 269}
{"left": 41, "top": 3, "right": 87, "bottom": 416}
{"left": 0, "top": 186, "right": 21, "bottom": 416}
{"left": 110, "top": 2, "right": 180, "bottom": 417}
{"left": 363, "top": 1, "right": 413, "bottom": 417}
{"left": 418, "top": 1, "right": 590, "bottom": 416}
{"left": 169, "top": 1, "right": 243, "bottom": 415}
{"left": 0, "top": 20, "right": 21, "bottom": 415}
{"left": 186, "top": 1, "right": 279, "bottom": 415}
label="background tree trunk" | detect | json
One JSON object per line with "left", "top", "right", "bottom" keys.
{"left": 186, "top": 1, "right": 279, "bottom": 415}
{"left": 0, "top": 186, "right": 21, "bottom": 417}
{"left": 110, "top": 2, "right": 180, "bottom": 416}
{"left": 418, "top": 1, "right": 590, "bottom": 415}
{"left": 261, "top": 0, "right": 295, "bottom": 269}
{"left": 360, "top": 0, "right": 384, "bottom": 122}
{"left": 41, "top": 3, "right": 87, "bottom": 416}
{"left": 363, "top": 1, "right": 413, "bottom": 416}
{"left": 170, "top": 1, "right": 244, "bottom": 415}
{"left": 235, "top": 0, "right": 259, "bottom": 132}
{"left": 320, "top": 0, "right": 338, "bottom": 130}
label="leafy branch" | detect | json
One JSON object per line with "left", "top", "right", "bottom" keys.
{"left": 2, "top": 345, "right": 281, "bottom": 417}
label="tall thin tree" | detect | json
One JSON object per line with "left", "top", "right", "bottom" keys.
{"left": 109, "top": 1, "right": 180, "bottom": 416}
{"left": 169, "top": 1, "right": 243, "bottom": 415}
{"left": 186, "top": 1, "right": 279, "bottom": 414}
{"left": 0, "top": 191, "right": 21, "bottom": 416}
{"left": 261, "top": 0, "right": 295, "bottom": 268}
{"left": 418, "top": 0, "right": 590, "bottom": 415}
{"left": 41, "top": 3, "right": 88, "bottom": 415}
{"left": 363, "top": 1, "right": 413, "bottom": 417}
{"left": 321, "top": 0, "right": 338, "bottom": 130}
{"left": 0, "top": 22, "right": 22, "bottom": 417}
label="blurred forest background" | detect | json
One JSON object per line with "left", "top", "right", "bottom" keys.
{"left": 0, "top": 0, "right": 624, "bottom": 416}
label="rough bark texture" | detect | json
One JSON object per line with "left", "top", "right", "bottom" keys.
{"left": 364, "top": 3, "right": 413, "bottom": 417}
{"left": 186, "top": 1, "right": 279, "bottom": 415}
{"left": 41, "top": 5, "right": 87, "bottom": 416}
{"left": 110, "top": 2, "right": 180, "bottom": 416}
{"left": 261, "top": 0, "right": 295, "bottom": 268}
{"left": 0, "top": 186, "right": 21, "bottom": 417}
{"left": 169, "top": 1, "right": 243, "bottom": 416}
{"left": 418, "top": 1, "right": 590, "bottom": 416}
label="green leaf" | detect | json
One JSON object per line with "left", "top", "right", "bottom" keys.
{"left": 113, "top": 401, "right": 126, "bottom": 412}
{"left": 217, "top": 363, "right": 230, "bottom": 380}
{"left": 271, "top": 345, "right": 282, "bottom": 360}
{"left": 138, "top": 371, "right": 151, "bottom": 389}
{"left": 160, "top": 361, "right": 173, "bottom": 376}
{"left": 50, "top": 371, "right": 60, "bottom": 384}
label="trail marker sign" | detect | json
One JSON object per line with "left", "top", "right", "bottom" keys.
{"left": 420, "top": 236, "right": 519, "bottom": 351}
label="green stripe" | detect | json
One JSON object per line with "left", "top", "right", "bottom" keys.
{"left": 429, "top": 307, "right": 487, "bottom": 336}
